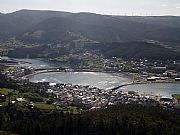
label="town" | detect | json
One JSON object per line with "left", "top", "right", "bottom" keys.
{"left": 0, "top": 56, "right": 180, "bottom": 113}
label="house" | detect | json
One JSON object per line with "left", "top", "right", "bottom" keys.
{"left": 160, "top": 96, "right": 173, "bottom": 103}
{"left": 16, "top": 98, "right": 26, "bottom": 102}
{"left": 175, "top": 78, "right": 180, "bottom": 81}
{"left": 0, "top": 94, "right": 6, "bottom": 102}
{"left": 152, "top": 67, "right": 166, "bottom": 74}
{"left": 26, "top": 102, "right": 35, "bottom": 109}
{"left": 165, "top": 70, "right": 179, "bottom": 78}
{"left": 147, "top": 76, "right": 162, "bottom": 81}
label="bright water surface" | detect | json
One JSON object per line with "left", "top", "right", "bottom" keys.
{"left": 1, "top": 57, "right": 180, "bottom": 96}
{"left": 120, "top": 83, "right": 180, "bottom": 96}
{"left": 29, "top": 72, "right": 131, "bottom": 90}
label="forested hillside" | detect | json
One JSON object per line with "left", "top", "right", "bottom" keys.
{"left": 0, "top": 10, "right": 180, "bottom": 43}
{"left": 0, "top": 105, "right": 180, "bottom": 135}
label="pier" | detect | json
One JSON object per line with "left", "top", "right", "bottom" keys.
{"left": 111, "top": 83, "right": 134, "bottom": 90}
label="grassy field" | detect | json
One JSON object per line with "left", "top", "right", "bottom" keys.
{"left": 57, "top": 105, "right": 83, "bottom": 114}
{"left": 0, "top": 89, "right": 83, "bottom": 113}
{"left": 0, "top": 88, "right": 19, "bottom": 106}
{"left": 172, "top": 94, "right": 180, "bottom": 100}
{"left": 35, "top": 102, "right": 55, "bottom": 110}
{"left": 0, "top": 131, "right": 18, "bottom": 135}
{"left": 0, "top": 88, "right": 14, "bottom": 95}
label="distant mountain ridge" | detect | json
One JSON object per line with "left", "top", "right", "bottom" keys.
{"left": 0, "top": 9, "right": 180, "bottom": 43}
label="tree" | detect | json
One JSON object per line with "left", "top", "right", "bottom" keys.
{"left": 7, "top": 92, "right": 13, "bottom": 108}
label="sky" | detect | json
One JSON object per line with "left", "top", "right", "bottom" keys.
{"left": 0, "top": 0, "right": 180, "bottom": 16}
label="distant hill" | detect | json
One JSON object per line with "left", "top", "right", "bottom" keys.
{"left": 116, "top": 16, "right": 180, "bottom": 28}
{"left": 0, "top": 9, "right": 180, "bottom": 43}
{"left": 86, "top": 41, "right": 180, "bottom": 60}
{"left": 0, "top": 9, "right": 72, "bottom": 39}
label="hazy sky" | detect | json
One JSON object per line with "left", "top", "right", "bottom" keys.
{"left": 1, "top": 0, "right": 180, "bottom": 15}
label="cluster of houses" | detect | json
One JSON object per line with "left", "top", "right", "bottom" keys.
{"left": 47, "top": 83, "right": 109, "bottom": 108}
{"left": 2, "top": 66, "right": 34, "bottom": 82}
{"left": 0, "top": 75, "right": 179, "bottom": 111}
{"left": 0, "top": 57, "right": 180, "bottom": 111}
{"left": 97, "top": 57, "right": 180, "bottom": 77}
{"left": 0, "top": 57, "right": 19, "bottom": 66}
{"left": 28, "top": 81, "right": 179, "bottom": 110}
{"left": 146, "top": 69, "right": 180, "bottom": 82}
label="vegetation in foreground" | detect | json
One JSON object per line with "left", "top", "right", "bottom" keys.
{"left": 0, "top": 104, "right": 180, "bottom": 135}
{"left": 173, "top": 94, "right": 180, "bottom": 100}
{"left": 0, "top": 78, "right": 179, "bottom": 135}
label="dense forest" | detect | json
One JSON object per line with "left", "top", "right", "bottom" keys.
{"left": 0, "top": 105, "right": 180, "bottom": 135}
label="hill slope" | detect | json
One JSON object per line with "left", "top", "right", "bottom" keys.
{"left": 86, "top": 41, "right": 180, "bottom": 60}
{"left": 0, "top": 10, "right": 180, "bottom": 43}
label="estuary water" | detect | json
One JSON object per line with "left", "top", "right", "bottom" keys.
{"left": 1, "top": 57, "right": 180, "bottom": 96}
{"left": 120, "top": 83, "right": 180, "bottom": 96}
{"left": 29, "top": 71, "right": 180, "bottom": 96}
{"left": 29, "top": 72, "right": 132, "bottom": 90}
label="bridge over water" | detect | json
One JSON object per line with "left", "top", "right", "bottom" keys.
{"left": 34, "top": 67, "right": 96, "bottom": 72}
{"left": 110, "top": 83, "right": 134, "bottom": 90}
